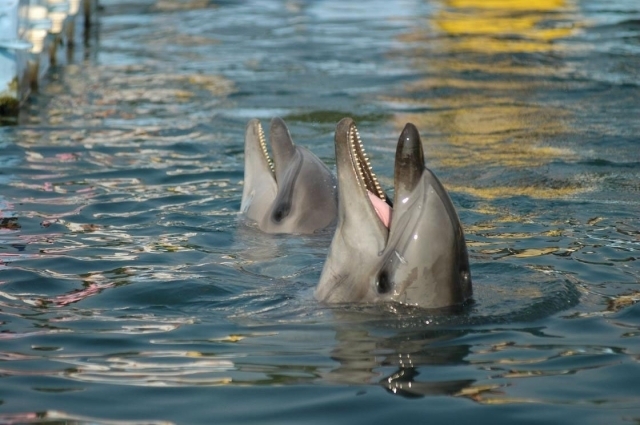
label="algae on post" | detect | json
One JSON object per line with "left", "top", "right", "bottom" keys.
{"left": 0, "top": 76, "right": 20, "bottom": 118}
{"left": 0, "top": 96, "right": 20, "bottom": 118}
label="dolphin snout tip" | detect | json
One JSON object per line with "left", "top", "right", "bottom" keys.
{"left": 399, "top": 123, "right": 421, "bottom": 143}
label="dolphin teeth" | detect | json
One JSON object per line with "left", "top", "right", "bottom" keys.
{"left": 257, "top": 121, "right": 275, "bottom": 176}
{"left": 348, "top": 123, "right": 386, "bottom": 202}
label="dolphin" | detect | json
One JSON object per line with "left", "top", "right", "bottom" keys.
{"left": 315, "top": 118, "right": 472, "bottom": 309}
{"left": 240, "top": 117, "right": 338, "bottom": 234}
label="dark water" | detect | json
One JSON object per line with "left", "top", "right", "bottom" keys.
{"left": 1, "top": 0, "right": 639, "bottom": 423}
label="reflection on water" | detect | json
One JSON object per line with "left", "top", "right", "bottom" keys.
{"left": 437, "top": 0, "right": 576, "bottom": 53}
{"left": 59, "top": 350, "right": 235, "bottom": 387}
{"left": 390, "top": 0, "right": 585, "bottom": 199}
{"left": 0, "top": 411, "right": 173, "bottom": 425}
{"left": 0, "top": 0, "right": 639, "bottom": 423}
{"left": 325, "top": 321, "right": 476, "bottom": 398}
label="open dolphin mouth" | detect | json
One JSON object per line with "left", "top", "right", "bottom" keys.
{"left": 346, "top": 123, "right": 393, "bottom": 228}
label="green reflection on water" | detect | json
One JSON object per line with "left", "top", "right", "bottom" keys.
{"left": 285, "top": 110, "right": 389, "bottom": 125}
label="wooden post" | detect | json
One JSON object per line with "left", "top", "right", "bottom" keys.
{"left": 0, "top": 0, "right": 98, "bottom": 121}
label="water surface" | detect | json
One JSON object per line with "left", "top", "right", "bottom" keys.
{"left": 0, "top": 0, "right": 639, "bottom": 423}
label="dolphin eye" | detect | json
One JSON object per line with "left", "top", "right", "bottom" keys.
{"left": 376, "top": 270, "right": 393, "bottom": 294}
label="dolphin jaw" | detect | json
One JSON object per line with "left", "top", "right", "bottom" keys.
{"left": 257, "top": 120, "right": 276, "bottom": 178}
{"left": 346, "top": 122, "right": 393, "bottom": 229}
{"left": 241, "top": 119, "right": 277, "bottom": 215}
{"left": 348, "top": 123, "right": 385, "bottom": 201}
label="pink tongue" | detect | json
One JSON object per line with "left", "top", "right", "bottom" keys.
{"left": 367, "top": 190, "right": 392, "bottom": 228}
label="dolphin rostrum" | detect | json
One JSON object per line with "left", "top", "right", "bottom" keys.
{"left": 315, "top": 118, "right": 472, "bottom": 309}
{"left": 240, "top": 117, "right": 338, "bottom": 234}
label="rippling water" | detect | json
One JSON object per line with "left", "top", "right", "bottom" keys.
{"left": 1, "top": 0, "right": 639, "bottom": 423}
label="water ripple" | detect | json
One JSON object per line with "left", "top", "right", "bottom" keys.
{"left": 1, "top": 0, "right": 639, "bottom": 423}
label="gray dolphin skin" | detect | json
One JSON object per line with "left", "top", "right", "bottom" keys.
{"left": 315, "top": 118, "right": 472, "bottom": 309}
{"left": 240, "top": 117, "right": 338, "bottom": 234}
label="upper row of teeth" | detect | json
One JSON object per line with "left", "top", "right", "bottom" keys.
{"left": 257, "top": 121, "right": 384, "bottom": 198}
{"left": 258, "top": 123, "right": 275, "bottom": 175}
{"left": 350, "top": 126, "right": 385, "bottom": 200}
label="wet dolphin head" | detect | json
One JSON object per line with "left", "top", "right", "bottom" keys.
{"left": 240, "top": 117, "right": 338, "bottom": 234}
{"left": 315, "top": 118, "right": 472, "bottom": 309}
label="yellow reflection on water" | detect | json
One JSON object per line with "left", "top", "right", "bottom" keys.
{"left": 448, "top": 0, "right": 564, "bottom": 9}
{"left": 437, "top": 0, "right": 576, "bottom": 53}
{"left": 446, "top": 184, "right": 587, "bottom": 200}
{"left": 392, "top": 0, "right": 584, "bottom": 199}
{"left": 393, "top": 104, "right": 573, "bottom": 168}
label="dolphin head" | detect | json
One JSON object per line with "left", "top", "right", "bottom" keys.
{"left": 315, "top": 118, "right": 472, "bottom": 309}
{"left": 240, "top": 117, "right": 338, "bottom": 234}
